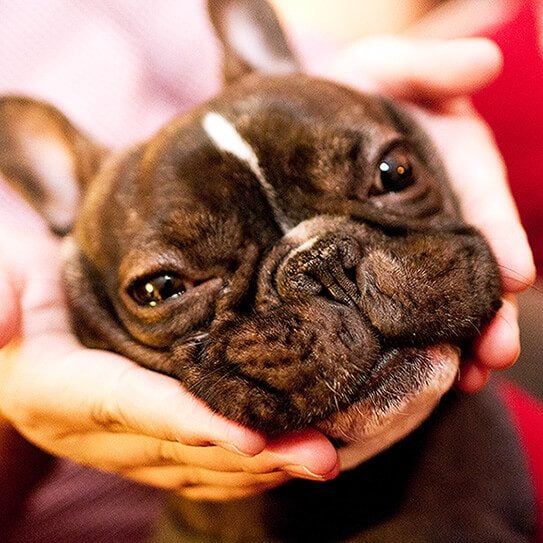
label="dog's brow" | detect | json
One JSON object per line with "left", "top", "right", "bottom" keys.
{"left": 202, "top": 111, "right": 290, "bottom": 233}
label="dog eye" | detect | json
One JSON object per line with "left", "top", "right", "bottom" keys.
{"left": 129, "top": 274, "right": 186, "bottom": 307}
{"left": 373, "top": 147, "right": 415, "bottom": 194}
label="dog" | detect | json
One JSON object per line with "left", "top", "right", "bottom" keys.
{"left": 0, "top": 0, "right": 536, "bottom": 540}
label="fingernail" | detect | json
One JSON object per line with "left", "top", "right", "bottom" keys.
{"left": 215, "top": 441, "right": 257, "bottom": 457}
{"left": 283, "top": 465, "right": 330, "bottom": 481}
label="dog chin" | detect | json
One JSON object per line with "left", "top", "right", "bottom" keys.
{"left": 316, "top": 344, "right": 460, "bottom": 472}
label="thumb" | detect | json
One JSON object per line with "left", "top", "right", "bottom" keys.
{"left": 34, "top": 347, "right": 268, "bottom": 457}
{"left": 321, "top": 36, "right": 503, "bottom": 101}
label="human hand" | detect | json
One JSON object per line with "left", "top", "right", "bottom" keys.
{"left": 321, "top": 36, "right": 536, "bottom": 393}
{"left": 0, "top": 194, "right": 338, "bottom": 502}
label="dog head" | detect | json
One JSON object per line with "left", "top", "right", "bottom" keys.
{"left": 0, "top": 0, "right": 501, "bottom": 448}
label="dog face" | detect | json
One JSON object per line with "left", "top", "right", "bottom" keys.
{"left": 0, "top": 0, "right": 501, "bottom": 446}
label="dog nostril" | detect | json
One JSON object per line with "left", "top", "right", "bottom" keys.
{"left": 316, "top": 263, "right": 360, "bottom": 306}
{"left": 276, "top": 235, "right": 362, "bottom": 306}
{"left": 344, "top": 264, "right": 358, "bottom": 286}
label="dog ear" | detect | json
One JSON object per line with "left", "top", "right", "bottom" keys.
{"left": 207, "top": 0, "right": 300, "bottom": 84}
{"left": 0, "top": 96, "right": 106, "bottom": 236}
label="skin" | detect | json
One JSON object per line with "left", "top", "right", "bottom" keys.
{"left": 0, "top": 36, "right": 535, "bottom": 502}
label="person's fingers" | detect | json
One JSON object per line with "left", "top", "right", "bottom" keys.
{"left": 50, "top": 428, "right": 336, "bottom": 480}
{"left": 124, "top": 464, "right": 289, "bottom": 492}
{"left": 458, "top": 295, "right": 520, "bottom": 393}
{"left": 80, "top": 428, "right": 338, "bottom": 480}
{"left": 411, "top": 101, "right": 536, "bottom": 293}
{"left": 0, "top": 226, "right": 69, "bottom": 340}
{"left": 473, "top": 294, "right": 520, "bottom": 370}
{"left": 45, "top": 432, "right": 219, "bottom": 472}
{"left": 3, "top": 337, "right": 340, "bottom": 487}
{"left": 322, "top": 37, "right": 503, "bottom": 100}
{"left": 457, "top": 363, "right": 491, "bottom": 394}
{"left": 67, "top": 354, "right": 336, "bottom": 468}
{"left": 264, "top": 429, "right": 339, "bottom": 479}
{"left": 0, "top": 226, "right": 53, "bottom": 349}
{"left": 84, "top": 354, "right": 266, "bottom": 455}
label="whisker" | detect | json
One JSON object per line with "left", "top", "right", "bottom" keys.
{"left": 321, "top": 379, "right": 342, "bottom": 413}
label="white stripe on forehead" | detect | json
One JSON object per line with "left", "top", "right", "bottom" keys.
{"left": 202, "top": 112, "right": 290, "bottom": 234}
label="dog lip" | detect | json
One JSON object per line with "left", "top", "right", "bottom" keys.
{"left": 177, "top": 306, "right": 461, "bottom": 434}
{"left": 319, "top": 342, "right": 461, "bottom": 419}
{"left": 315, "top": 343, "right": 461, "bottom": 445}
{"left": 365, "top": 343, "right": 460, "bottom": 390}
{"left": 181, "top": 299, "right": 382, "bottom": 433}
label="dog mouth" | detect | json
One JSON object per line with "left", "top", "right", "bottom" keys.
{"left": 174, "top": 299, "right": 375, "bottom": 433}
{"left": 172, "top": 297, "right": 461, "bottom": 436}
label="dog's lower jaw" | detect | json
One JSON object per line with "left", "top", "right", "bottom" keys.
{"left": 316, "top": 344, "right": 460, "bottom": 471}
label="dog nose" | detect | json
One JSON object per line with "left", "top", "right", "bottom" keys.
{"left": 276, "top": 234, "right": 362, "bottom": 305}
